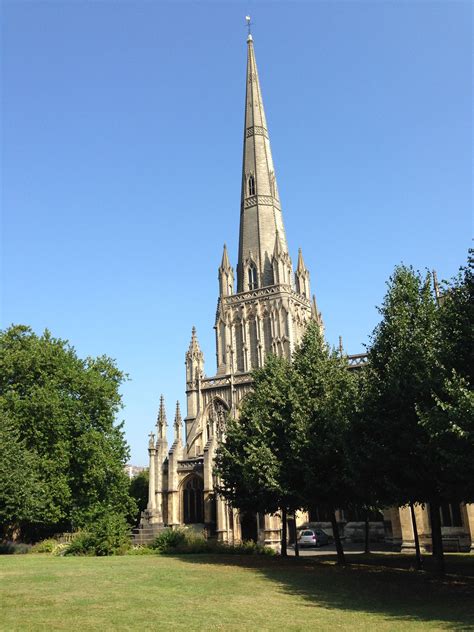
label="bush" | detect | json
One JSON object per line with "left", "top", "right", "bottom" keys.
{"left": 31, "top": 538, "right": 59, "bottom": 554}
{"left": 215, "top": 541, "right": 276, "bottom": 556}
{"left": 0, "top": 541, "right": 32, "bottom": 555}
{"left": 150, "top": 528, "right": 188, "bottom": 552}
{"left": 150, "top": 528, "right": 275, "bottom": 556}
{"left": 64, "top": 513, "right": 130, "bottom": 556}
{"left": 126, "top": 545, "right": 156, "bottom": 555}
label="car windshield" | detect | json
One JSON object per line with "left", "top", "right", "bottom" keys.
{"left": 302, "top": 531, "right": 314, "bottom": 536}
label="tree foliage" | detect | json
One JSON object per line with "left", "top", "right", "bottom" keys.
{"left": 359, "top": 259, "right": 474, "bottom": 572}
{"left": 128, "top": 470, "right": 149, "bottom": 527}
{"left": 0, "top": 325, "right": 135, "bottom": 540}
{"left": 215, "top": 354, "right": 305, "bottom": 553}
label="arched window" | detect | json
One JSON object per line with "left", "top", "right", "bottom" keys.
{"left": 264, "top": 313, "right": 272, "bottom": 356}
{"left": 183, "top": 475, "right": 204, "bottom": 524}
{"left": 248, "top": 174, "right": 256, "bottom": 196}
{"left": 248, "top": 263, "right": 258, "bottom": 290}
{"left": 235, "top": 321, "right": 245, "bottom": 372}
{"left": 249, "top": 317, "right": 259, "bottom": 369}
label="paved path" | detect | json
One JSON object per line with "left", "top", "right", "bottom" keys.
{"left": 288, "top": 543, "right": 395, "bottom": 557}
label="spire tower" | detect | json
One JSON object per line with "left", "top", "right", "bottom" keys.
{"left": 237, "top": 34, "right": 289, "bottom": 291}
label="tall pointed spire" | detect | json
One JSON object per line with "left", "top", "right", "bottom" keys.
{"left": 156, "top": 394, "right": 167, "bottom": 441}
{"left": 237, "top": 34, "right": 290, "bottom": 291}
{"left": 173, "top": 401, "right": 182, "bottom": 443}
{"left": 218, "top": 244, "right": 234, "bottom": 297}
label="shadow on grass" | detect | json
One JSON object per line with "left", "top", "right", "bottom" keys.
{"left": 168, "top": 552, "right": 474, "bottom": 629}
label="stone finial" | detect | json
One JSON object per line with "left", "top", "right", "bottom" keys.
{"left": 174, "top": 401, "right": 182, "bottom": 442}
{"left": 273, "top": 232, "right": 284, "bottom": 259}
{"left": 220, "top": 244, "right": 231, "bottom": 271}
{"left": 187, "top": 326, "right": 202, "bottom": 355}
{"left": 311, "top": 294, "right": 323, "bottom": 329}
{"left": 148, "top": 431, "right": 155, "bottom": 449}
{"left": 156, "top": 395, "right": 167, "bottom": 440}
{"left": 296, "top": 248, "right": 306, "bottom": 272}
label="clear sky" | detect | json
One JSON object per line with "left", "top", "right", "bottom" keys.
{"left": 2, "top": 1, "right": 472, "bottom": 465}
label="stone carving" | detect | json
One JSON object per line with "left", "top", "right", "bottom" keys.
{"left": 246, "top": 126, "right": 269, "bottom": 139}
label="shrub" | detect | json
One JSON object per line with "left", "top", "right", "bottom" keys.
{"left": 64, "top": 513, "right": 130, "bottom": 556}
{"left": 31, "top": 538, "right": 59, "bottom": 554}
{"left": 150, "top": 528, "right": 275, "bottom": 556}
{"left": 0, "top": 541, "right": 32, "bottom": 555}
{"left": 63, "top": 532, "right": 95, "bottom": 557}
{"left": 150, "top": 528, "right": 188, "bottom": 552}
{"left": 126, "top": 545, "right": 156, "bottom": 555}
{"left": 215, "top": 541, "right": 276, "bottom": 556}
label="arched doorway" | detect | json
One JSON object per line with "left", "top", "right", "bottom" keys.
{"left": 183, "top": 475, "right": 204, "bottom": 524}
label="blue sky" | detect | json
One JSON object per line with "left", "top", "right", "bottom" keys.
{"left": 2, "top": 1, "right": 472, "bottom": 465}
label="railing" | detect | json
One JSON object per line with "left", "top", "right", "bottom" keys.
{"left": 347, "top": 353, "right": 368, "bottom": 369}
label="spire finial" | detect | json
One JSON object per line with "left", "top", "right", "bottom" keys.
{"left": 174, "top": 400, "right": 182, "bottom": 442}
{"left": 245, "top": 15, "right": 252, "bottom": 40}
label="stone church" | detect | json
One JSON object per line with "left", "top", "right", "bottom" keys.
{"left": 138, "top": 33, "right": 474, "bottom": 553}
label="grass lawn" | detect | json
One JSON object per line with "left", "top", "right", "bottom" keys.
{"left": 1, "top": 553, "right": 473, "bottom": 631}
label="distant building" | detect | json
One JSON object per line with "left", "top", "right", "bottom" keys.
{"left": 124, "top": 464, "right": 146, "bottom": 480}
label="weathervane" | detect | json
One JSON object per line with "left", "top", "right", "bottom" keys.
{"left": 245, "top": 15, "right": 252, "bottom": 36}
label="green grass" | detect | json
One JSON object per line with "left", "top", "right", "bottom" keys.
{"left": 1, "top": 553, "right": 473, "bottom": 630}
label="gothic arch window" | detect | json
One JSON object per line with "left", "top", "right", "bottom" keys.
{"left": 248, "top": 174, "right": 256, "bottom": 196}
{"left": 249, "top": 317, "right": 259, "bottom": 369}
{"left": 209, "top": 398, "right": 229, "bottom": 439}
{"left": 183, "top": 475, "right": 204, "bottom": 524}
{"left": 235, "top": 320, "right": 245, "bottom": 372}
{"left": 248, "top": 263, "right": 258, "bottom": 290}
{"left": 264, "top": 313, "right": 272, "bottom": 357}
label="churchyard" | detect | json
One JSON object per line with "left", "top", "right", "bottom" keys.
{"left": 1, "top": 553, "right": 473, "bottom": 630}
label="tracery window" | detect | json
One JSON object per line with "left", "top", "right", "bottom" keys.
{"left": 248, "top": 263, "right": 258, "bottom": 290}
{"left": 183, "top": 475, "right": 204, "bottom": 524}
{"left": 249, "top": 318, "right": 259, "bottom": 369}
{"left": 248, "top": 174, "right": 256, "bottom": 196}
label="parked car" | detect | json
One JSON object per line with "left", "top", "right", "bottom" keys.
{"left": 297, "top": 528, "right": 330, "bottom": 548}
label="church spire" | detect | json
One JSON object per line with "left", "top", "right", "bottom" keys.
{"left": 173, "top": 401, "right": 182, "bottom": 443}
{"left": 218, "top": 244, "right": 234, "bottom": 297}
{"left": 237, "top": 34, "right": 290, "bottom": 291}
{"left": 156, "top": 394, "right": 167, "bottom": 441}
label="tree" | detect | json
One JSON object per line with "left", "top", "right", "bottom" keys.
{"left": 0, "top": 412, "right": 45, "bottom": 539}
{"left": 292, "top": 321, "right": 359, "bottom": 565}
{"left": 0, "top": 325, "right": 136, "bottom": 540}
{"left": 128, "top": 470, "right": 149, "bottom": 527}
{"left": 215, "top": 354, "right": 305, "bottom": 555}
{"left": 360, "top": 263, "right": 474, "bottom": 574}
{"left": 438, "top": 250, "right": 473, "bottom": 383}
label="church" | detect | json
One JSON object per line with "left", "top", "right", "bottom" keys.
{"left": 137, "top": 32, "right": 474, "bottom": 553}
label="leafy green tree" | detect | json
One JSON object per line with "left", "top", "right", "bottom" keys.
{"left": 0, "top": 325, "right": 135, "bottom": 540}
{"left": 215, "top": 354, "right": 305, "bottom": 555}
{"left": 438, "top": 251, "right": 473, "bottom": 382}
{"left": 0, "top": 412, "right": 46, "bottom": 539}
{"left": 360, "top": 263, "right": 474, "bottom": 574}
{"left": 128, "top": 470, "right": 149, "bottom": 527}
{"left": 292, "top": 321, "right": 359, "bottom": 565}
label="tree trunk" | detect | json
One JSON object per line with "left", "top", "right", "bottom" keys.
{"left": 409, "top": 501, "right": 423, "bottom": 571}
{"left": 293, "top": 512, "right": 300, "bottom": 558}
{"left": 331, "top": 510, "right": 346, "bottom": 565}
{"left": 429, "top": 500, "right": 445, "bottom": 575}
{"left": 364, "top": 511, "right": 370, "bottom": 554}
{"left": 281, "top": 508, "right": 287, "bottom": 557}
